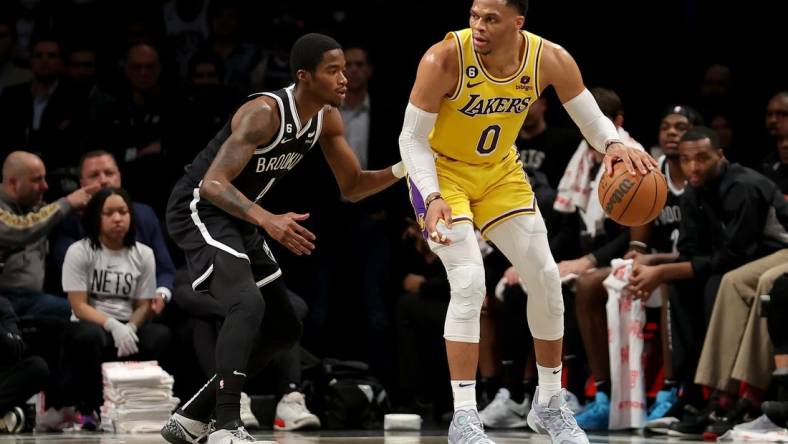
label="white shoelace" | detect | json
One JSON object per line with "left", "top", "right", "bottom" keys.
{"left": 542, "top": 405, "right": 582, "bottom": 437}
{"left": 462, "top": 422, "right": 494, "bottom": 443}
{"left": 230, "top": 426, "right": 255, "bottom": 441}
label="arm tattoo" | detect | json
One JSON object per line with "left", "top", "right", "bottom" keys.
{"left": 217, "top": 184, "right": 253, "bottom": 214}
{"left": 202, "top": 106, "right": 271, "bottom": 223}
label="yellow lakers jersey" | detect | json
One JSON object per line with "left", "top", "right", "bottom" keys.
{"left": 429, "top": 28, "right": 543, "bottom": 165}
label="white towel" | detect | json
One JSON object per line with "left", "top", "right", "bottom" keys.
{"left": 102, "top": 361, "right": 171, "bottom": 386}
{"left": 554, "top": 127, "right": 645, "bottom": 237}
{"left": 554, "top": 140, "right": 596, "bottom": 215}
{"left": 101, "top": 361, "right": 179, "bottom": 434}
{"left": 107, "top": 388, "right": 173, "bottom": 402}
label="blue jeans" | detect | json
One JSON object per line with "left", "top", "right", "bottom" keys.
{"left": 0, "top": 290, "right": 71, "bottom": 322}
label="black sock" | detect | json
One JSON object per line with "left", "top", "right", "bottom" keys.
{"left": 522, "top": 378, "right": 537, "bottom": 401}
{"left": 773, "top": 373, "right": 788, "bottom": 402}
{"left": 279, "top": 382, "right": 298, "bottom": 399}
{"left": 215, "top": 370, "right": 246, "bottom": 429}
{"left": 502, "top": 361, "right": 525, "bottom": 403}
{"left": 479, "top": 376, "right": 500, "bottom": 401}
{"left": 682, "top": 384, "right": 706, "bottom": 408}
{"left": 663, "top": 379, "right": 679, "bottom": 391}
{"left": 595, "top": 380, "right": 611, "bottom": 396}
{"left": 180, "top": 375, "right": 218, "bottom": 422}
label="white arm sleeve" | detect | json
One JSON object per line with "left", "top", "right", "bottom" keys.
{"left": 399, "top": 102, "right": 440, "bottom": 198}
{"left": 562, "top": 88, "right": 621, "bottom": 154}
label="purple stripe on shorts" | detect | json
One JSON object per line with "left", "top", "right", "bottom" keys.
{"left": 408, "top": 177, "right": 429, "bottom": 239}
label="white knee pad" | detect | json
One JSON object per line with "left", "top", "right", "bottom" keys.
{"left": 525, "top": 260, "right": 564, "bottom": 340}
{"left": 486, "top": 213, "right": 564, "bottom": 341}
{"left": 429, "top": 223, "right": 487, "bottom": 343}
{"left": 444, "top": 263, "right": 486, "bottom": 342}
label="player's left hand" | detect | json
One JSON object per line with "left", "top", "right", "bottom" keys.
{"left": 261, "top": 212, "right": 316, "bottom": 256}
{"left": 425, "top": 195, "right": 453, "bottom": 246}
{"left": 627, "top": 264, "right": 662, "bottom": 299}
{"left": 604, "top": 143, "right": 658, "bottom": 177}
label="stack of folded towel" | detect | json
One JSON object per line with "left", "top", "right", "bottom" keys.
{"left": 100, "top": 361, "right": 179, "bottom": 433}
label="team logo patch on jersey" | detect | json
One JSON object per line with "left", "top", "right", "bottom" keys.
{"left": 466, "top": 66, "right": 478, "bottom": 78}
{"left": 517, "top": 75, "right": 533, "bottom": 91}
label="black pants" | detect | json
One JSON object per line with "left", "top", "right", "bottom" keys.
{"left": 499, "top": 283, "right": 587, "bottom": 397}
{"left": 189, "top": 287, "right": 308, "bottom": 396}
{"left": 669, "top": 274, "right": 723, "bottom": 388}
{"left": 167, "top": 181, "right": 302, "bottom": 422}
{"left": 768, "top": 273, "right": 788, "bottom": 355}
{"left": 0, "top": 357, "right": 49, "bottom": 412}
{"left": 60, "top": 321, "right": 171, "bottom": 412}
{"left": 396, "top": 292, "right": 451, "bottom": 414}
{"left": 179, "top": 253, "right": 302, "bottom": 420}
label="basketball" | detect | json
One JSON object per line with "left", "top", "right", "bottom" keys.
{"left": 598, "top": 161, "right": 668, "bottom": 226}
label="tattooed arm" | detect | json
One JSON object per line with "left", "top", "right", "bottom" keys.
{"left": 199, "top": 98, "right": 317, "bottom": 256}
{"left": 199, "top": 99, "right": 277, "bottom": 225}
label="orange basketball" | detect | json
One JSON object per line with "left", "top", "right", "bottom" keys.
{"left": 598, "top": 161, "right": 668, "bottom": 226}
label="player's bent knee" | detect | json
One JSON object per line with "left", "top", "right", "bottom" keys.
{"left": 227, "top": 286, "right": 265, "bottom": 328}
{"left": 443, "top": 264, "right": 486, "bottom": 342}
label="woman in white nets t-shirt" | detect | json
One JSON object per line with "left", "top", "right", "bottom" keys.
{"left": 60, "top": 187, "right": 170, "bottom": 419}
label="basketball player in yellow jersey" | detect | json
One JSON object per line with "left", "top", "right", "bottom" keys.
{"left": 399, "top": 1, "right": 657, "bottom": 443}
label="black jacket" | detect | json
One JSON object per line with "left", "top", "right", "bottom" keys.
{"left": 677, "top": 162, "right": 788, "bottom": 276}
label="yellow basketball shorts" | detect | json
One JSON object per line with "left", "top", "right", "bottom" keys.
{"left": 407, "top": 148, "right": 536, "bottom": 238}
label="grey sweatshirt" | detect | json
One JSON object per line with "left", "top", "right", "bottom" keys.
{"left": 0, "top": 189, "right": 71, "bottom": 292}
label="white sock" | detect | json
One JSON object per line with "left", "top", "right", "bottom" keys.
{"left": 451, "top": 380, "right": 477, "bottom": 411}
{"left": 536, "top": 364, "right": 562, "bottom": 406}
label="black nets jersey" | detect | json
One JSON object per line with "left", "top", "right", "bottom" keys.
{"left": 650, "top": 156, "right": 684, "bottom": 253}
{"left": 184, "top": 85, "right": 324, "bottom": 204}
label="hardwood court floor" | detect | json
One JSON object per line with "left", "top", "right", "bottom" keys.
{"left": 0, "top": 430, "right": 714, "bottom": 444}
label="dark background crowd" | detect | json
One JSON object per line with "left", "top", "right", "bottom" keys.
{"left": 1, "top": 0, "right": 788, "bottom": 436}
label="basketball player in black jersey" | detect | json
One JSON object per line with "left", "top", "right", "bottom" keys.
{"left": 161, "top": 34, "right": 405, "bottom": 444}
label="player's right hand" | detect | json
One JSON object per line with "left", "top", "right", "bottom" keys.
{"left": 604, "top": 143, "right": 658, "bottom": 176}
{"left": 261, "top": 212, "right": 316, "bottom": 256}
{"left": 65, "top": 183, "right": 100, "bottom": 209}
{"left": 425, "top": 198, "right": 453, "bottom": 246}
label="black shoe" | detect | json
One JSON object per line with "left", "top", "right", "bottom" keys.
{"left": 667, "top": 401, "right": 725, "bottom": 437}
{"left": 703, "top": 398, "right": 759, "bottom": 440}
{"left": 645, "top": 395, "right": 687, "bottom": 434}
{"left": 762, "top": 400, "right": 788, "bottom": 428}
